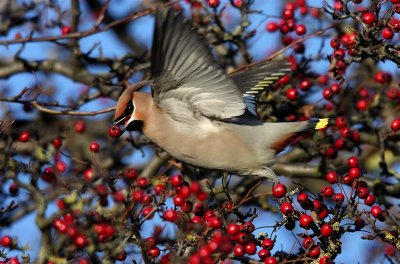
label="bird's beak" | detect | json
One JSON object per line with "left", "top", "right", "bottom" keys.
{"left": 113, "top": 115, "right": 131, "bottom": 133}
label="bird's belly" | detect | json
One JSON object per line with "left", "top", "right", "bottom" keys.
{"left": 145, "top": 122, "right": 264, "bottom": 172}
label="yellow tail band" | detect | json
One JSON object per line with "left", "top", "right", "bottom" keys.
{"left": 315, "top": 118, "right": 329, "bottom": 130}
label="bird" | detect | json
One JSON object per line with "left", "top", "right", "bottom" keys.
{"left": 113, "top": 8, "right": 329, "bottom": 182}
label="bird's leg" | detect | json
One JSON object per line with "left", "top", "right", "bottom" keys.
{"left": 245, "top": 167, "right": 279, "bottom": 182}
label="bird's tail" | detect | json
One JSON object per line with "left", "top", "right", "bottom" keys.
{"left": 306, "top": 118, "right": 330, "bottom": 130}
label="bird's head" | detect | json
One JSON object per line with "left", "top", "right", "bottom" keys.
{"left": 113, "top": 87, "right": 144, "bottom": 132}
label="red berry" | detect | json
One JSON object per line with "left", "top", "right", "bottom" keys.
{"left": 8, "top": 257, "right": 19, "bottom": 264}
{"left": 318, "top": 208, "right": 329, "bottom": 220}
{"left": 115, "top": 250, "right": 127, "bottom": 261}
{"left": 295, "top": 24, "right": 307, "bottom": 35}
{"left": 170, "top": 174, "right": 183, "bottom": 187}
{"left": 347, "top": 156, "right": 358, "bottom": 167}
{"left": 142, "top": 206, "right": 154, "bottom": 219}
{"left": 264, "top": 256, "right": 277, "bottom": 264}
{"left": 313, "top": 200, "right": 323, "bottom": 211}
{"left": 356, "top": 99, "right": 368, "bottom": 111}
{"left": 385, "top": 245, "right": 396, "bottom": 256}
{"left": 335, "top": 117, "right": 347, "bottom": 129}
{"left": 391, "top": 119, "right": 400, "bottom": 132}
{"left": 266, "top": 22, "right": 279, "bottom": 32}
{"left": 321, "top": 185, "right": 334, "bottom": 197}
{"left": 272, "top": 183, "right": 287, "bottom": 198}
{"left": 125, "top": 168, "right": 138, "bottom": 180}
{"left": 83, "top": 168, "right": 94, "bottom": 182}
{"left": 382, "top": 28, "right": 394, "bottom": 39}
{"left": 163, "top": 209, "right": 178, "bottom": 222}
{"left": 320, "top": 223, "right": 333, "bottom": 237}
{"left": 325, "top": 147, "right": 337, "bottom": 159}
{"left": 19, "top": 131, "right": 30, "bottom": 142}
{"left": 341, "top": 127, "right": 352, "bottom": 138}
{"left": 375, "top": 71, "right": 392, "bottom": 84}
{"left": 349, "top": 167, "right": 362, "bottom": 179}
{"left": 354, "top": 218, "right": 365, "bottom": 229}
{"left": 386, "top": 87, "right": 399, "bottom": 100}
{"left": 258, "top": 248, "right": 271, "bottom": 260}
{"left": 89, "top": 142, "right": 100, "bottom": 153}
{"left": 333, "top": 49, "right": 345, "bottom": 59}
{"left": 342, "top": 174, "right": 353, "bottom": 185}
{"left": 286, "top": 88, "right": 299, "bottom": 100}
{"left": 52, "top": 137, "right": 62, "bottom": 148}
{"left": 108, "top": 125, "right": 122, "bottom": 138}
{"left": 137, "top": 177, "right": 149, "bottom": 187}
{"left": 233, "top": 244, "right": 245, "bottom": 257}
{"left": 282, "top": 9, "right": 294, "bottom": 19}
{"left": 364, "top": 194, "right": 376, "bottom": 206}
{"left": 330, "top": 83, "right": 340, "bottom": 94}
{"left": 333, "top": 193, "right": 345, "bottom": 204}
{"left": 330, "top": 38, "right": 341, "bottom": 49}
{"left": 357, "top": 187, "right": 369, "bottom": 199}
{"left": 207, "top": 0, "right": 219, "bottom": 8}
{"left": 261, "top": 239, "right": 274, "bottom": 250}
{"left": 391, "top": 0, "right": 400, "bottom": 3}
{"left": 299, "top": 79, "right": 312, "bottom": 91}
{"left": 1, "top": 235, "right": 12, "bottom": 247}
{"left": 148, "top": 247, "right": 160, "bottom": 258}
{"left": 302, "top": 237, "right": 314, "bottom": 248}
{"left": 319, "top": 255, "right": 333, "bottom": 264}
{"left": 245, "top": 243, "right": 257, "bottom": 255}
{"left": 334, "top": 138, "right": 345, "bottom": 149}
{"left": 74, "top": 120, "right": 86, "bottom": 132}
{"left": 41, "top": 167, "right": 56, "bottom": 183}
{"left": 297, "top": 193, "right": 309, "bottom": 204}
{"left": 362, "top": 12, "right": 375, "bottom": 25}
{"left": 280, "top": 202, "right": 294, "bottom": 216}
{"left": 207, "top": 217, "right": 222, "bottom": 229}
{"left": 61, "top": 25, "right": 71, "bottom": 35}
{"left": 173, "top": 195, "right": 185, "bottom": 206}
{"left": 299, "top": 214, "right": 313, "bottom": 229}
{"left": 322, "top": 88, "right": 334, "bottom": 99}
{"left": 370, "top": 205, "right": 382, "bottom": 218}
{"left": 309, "top": 245, "right": 321, "bottom": 258}
{"left": 9, "top": 182, "right": 19, "bottom": 196}
{"left": 341, "top": 33, "right": 357, "bottom": 48}
{"left": 326, "top": 171, "right": 338, "bottom": 184}
{"left": 74, "top": 234, "right": 88, "bottom": 248}
{"left": 226, "top": 223, "right": 240, "bottom": 235}
{"left": 154, "top": 184, "right": 166, "bottom": 195}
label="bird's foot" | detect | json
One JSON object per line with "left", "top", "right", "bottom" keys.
{"left": 244, "top": 167, "right": 279, "bottom": 182}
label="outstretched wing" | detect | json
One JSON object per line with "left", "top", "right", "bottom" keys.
{"left": 151, "top": 8, "right": 246, "bottom": 122}
{"left": 230, "top": 60, "right": 291, "bottom": 116}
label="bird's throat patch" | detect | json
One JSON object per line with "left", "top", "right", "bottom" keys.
{"left": 126, "top": 120, "right": 144, "bottom": 132}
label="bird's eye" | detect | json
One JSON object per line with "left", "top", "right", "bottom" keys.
{"left": 124, "top": 102, "right": 134, "bottom": 116}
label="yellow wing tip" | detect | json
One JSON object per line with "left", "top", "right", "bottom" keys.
{"left": 315, "top": 118, "right": 329, "bottom": 130}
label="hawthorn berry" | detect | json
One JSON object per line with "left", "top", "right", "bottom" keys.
{"left": 295, "top": 24, "right": 307, "bottom": 35}
{"left": 391, "top": 119, "right": 400, "bottom": 132}
{"left": 74, "top": 234, "right": 88, "bottom": 248}
{"left": 364, "top": 194, "right": 376, "bottom": 206}
{"left": 52, "top": 137, "right": 62, "bottom": 148}
{"left": 349, "top": 167, "right": 362, "bottom": 179}
{"left": 74, "top": 120, "right": 86, "bottom": 132}
{"left": 386, "top": 87, "right": 399, "bottom": 100}
{"left": 320, "top": 223, "right": 333, "bottom": 237}
{"left": 207, "top": 0, "right": 219, "bottom": 7}
{"left": 226, "top": 223, "right": 240, "bottom": 235}
{"left": 19, "top": 131, "right": 30, "bottom": 142}
{"left": 333, "top": 193, "right": 345, "bottom": 204}
{"left": 233, "top": 244, "right": 245, "bottom": 257}
{"left": 299, "top": 214, "right": 313, "bottom": 229}
{"left": 319, "top": 256, "right": 333, "bottom": 264}
{"left": 125, "top": 168, "right": 138, "bottom": 180}
{"left": 382, "top": 28, "right": 394, "bottom": 39}
{"left": 370, "top": 205, "right": 382, "bottom": 218}
{"left": 108, "top": 125, "right": 122, "bottom": 138}
{"left": 264, "top": 257, "right": 277, "bottom": 264}
{"left": 89, "top": 141, "right": 100, "bottom": 153}
{"left": 347, "top": 156, "right": 358, "bottom": 168}
{"left": 170, "top": 174, "right": 183, "bottom": 187}
{"left": 335, "top": 116, "right": 347, "bottom": 128}
{"left": 321, "top": 185, "right": 334, "bottom": 197}
{"left": 163, "top": 209, "right": 178, "bottom": 222}
{"left": 362, "top": 12, "right": 375, "bottom": 25}
{"left": 326, "top": 171, "right": 338, "bottom": 184}
{"left": 41, "top": 167, "right": 56, "bottom": 183}
{"left": 61, "top": 25, "right": 71, "bottom": 35}
{"left": 258, "top": 248, "right": 271, "bottom": 259}
{"left": 297, "top": 193, "right": 308, "bottom": 205}
{"left": 245, "top": 243, "right": 257, "bottom": 255}
{"left": 261, "top": 238, "right": 274, "bottom": 250}
{"left": 286, "top": 88, "right": 299, "bottom": 100}
{"left": 148, "top": 247, "right": 160, "bottom": 258}
{"left": 1, "top": 235, "right": 12, "bottom": 247}
{"left": 322, "top": 88, "right": 334, "bottom": 99}
{"left": 280, "top": 202, "right": 294, "bottom": 216}
{"left": 266, "top": 22, "right": 279, "bottom": 32}
{"left": 330, "top": 38, "right": 341, "bottom": 49}
{"left": 309, "top": 245, "right": 321, "bottom": 258}
{"left": 272, "top": 183, "right": 287, "bottom": 198}
{"left": 302, "top": 237, "right": 314, "bottom": 248}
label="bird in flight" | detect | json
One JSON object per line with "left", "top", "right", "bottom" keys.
{"left": 113, "top": 8, "right": 328, "bottom": 182}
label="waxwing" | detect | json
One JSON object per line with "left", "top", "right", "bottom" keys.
{"left": 113, "top": 8, "right": 328, "bottom": 182}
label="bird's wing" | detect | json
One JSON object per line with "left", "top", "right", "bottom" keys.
{"left": 230, "top": 60, "right": 291, "bottom": 116}
{"left": 151, "top": 8, "right": 246, "bottom": 122}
